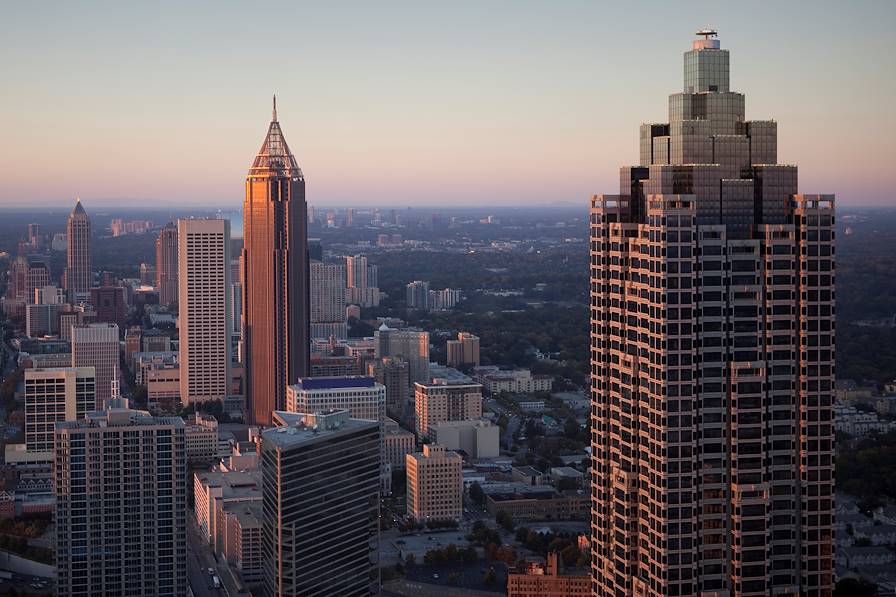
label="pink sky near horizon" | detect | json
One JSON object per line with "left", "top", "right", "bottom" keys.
{"left": 1, "top": 1, "right": 894, "bottom": 208}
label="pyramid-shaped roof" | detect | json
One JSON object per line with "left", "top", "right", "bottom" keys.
{"left": 71, "top": 198, "right": 87, "bottom": 217}
{"left": 249, "top": 96, "right": 303, "bottom": 179}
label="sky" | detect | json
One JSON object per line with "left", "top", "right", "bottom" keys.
{"left": 1, "top": 0, "right": 894, "bottom": 209}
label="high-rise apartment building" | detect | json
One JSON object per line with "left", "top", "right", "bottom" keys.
{"left": 589, "top": 30, "right": 834, "bottom": 596}
{"left": 243, "top": 99, "right": 310, "bottom": 426}
{"left": 54, "top": 404, "right": 187, "bottom": 596}
{"left": 446, "top": 332, "right": 480, "bottom": 368}
{"left": 310, "top": 261, "right": 347, "bottom": 340}
{"left": 261, "top": 410, "right": 380, "bottom": 596}
{"left": 64, "top": 198, "right": 91, "bottom": 300}
{"left": 156, "top": 222, "right": 178, "bottom": 306}
{"left": 405, "top": 443, "right": 462, "bottom": 523}
{"left": 24, "top": 367, "right": 95, "bottom": 453}
{"left": 375, "top": 324, "right": 430, "bottom": 384}
{"left": 405, "top": 280, "right": 430, "bottom": 309}
{"left": 367, "top": 356, "right": 409, "bottom": 414}
{"left": 178, "top": 219, "right": 231, "bottom": 405}
{"left": 286, "top": 376, "right": 385, "bottom": 424}
{"left": 71, "top": 323, "right": 119, "bottom": 409}
{"left": 345, "top": 255, "right": 380, "bottom": 308}
{"left": 414, "top": 380, "right": 482, "bottom": 438}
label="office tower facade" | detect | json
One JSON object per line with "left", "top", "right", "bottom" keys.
{"left": 178, "top": 219, "right": 231, "bottom": 405}
{"left": 25, "top": 285, "right": 65, "bottom": 338}
{"left": 24, "top": 367, "right": 95, "bottom": 453}
{"left": 156, "top": 222, "right": 178, "bottom": 306}
{"left": 54, "top": 406, "right": 187, "bottom": 597}
{"left": 89, "top": 286, "right": 127, "bottom": 332}
{"left": 405, "top": 444, "right": 463, "bottom": 523}
{"left": 446, "top": 332, "right": 480, "bottom": 368}
{"left": 71, "top": 323, "right": 119, "bottom": 409}
{"left": 64, "top": 199, "right": 91, "bottom": 300}
{"left": 243, "top": 99, "right": 310, "bottom": 426}
{"left": 367, "top": 356, "right": 409, "bottom": 414}
{"left": 414, "top": 381, "right": 483, "bottom": 438}
{"left": 405, "top": 280, "right": 430, "bottom": 309}
{"left": 26, "top": 261, "right": 50, "bottom": 301}
{"left": 262, "top": 410, "right": 380, "bottom": 596}
{"left": 286, "top": 376, "right": 386, "bottom": 424}
{"left": 374, "top": 324, "right": 430, "bottom": 384}
{"left": 590, "top": 31, "right": 835, "bottom": 596}
{"left": 310, "top": 261, "right": 347, "bottom": 340}
{"left": 8, "top": 256, "right": 30, "bottom": 303}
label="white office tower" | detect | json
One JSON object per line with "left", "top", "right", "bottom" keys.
{"left": 178, "top": 219, "right": 232, "bottom": 404}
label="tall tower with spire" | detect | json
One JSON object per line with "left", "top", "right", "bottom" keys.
{"left": 242, "top": 97, "right": 310, "bottom": 425}
{"left": 590, "top": 31, "right": 835, "bottom": 596}
{"left": 64, "top": 198, "right": 91, "bottom": 300}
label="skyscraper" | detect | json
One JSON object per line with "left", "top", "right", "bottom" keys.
{"left": 310, "top": 260, "right": 347, "bottom": 340}
{"left": 374, "top": 324, "right": 430, "bottom": 384}
{"left": 54, "top": 404, "right": 187, "bottom": 596}
{"left": 64, "top": 198, "right": 91, "bottom": 300}
{"left": 405, "top": 280, "right": 430, "bottom": 309}
{"left": 261, "top": 410, "right": 380, "bottom": 596}
{"left": 156, "top": 222, "right": 178, "bottom": 306}
{"left": 24, "top": 366, "right": 95, "bottom": 453}
{"left": 590, "top": 31, "right": 835, "bottom": 596}
{"left": 178, "top": 219, "right": 231, "bottom": 405}
{"left": 71, "top": 323, "right": 119, "bottom": 409}
{"left": 243, "top": 98, "right": 310, "bottom": 426}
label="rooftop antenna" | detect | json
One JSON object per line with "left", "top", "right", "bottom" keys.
{"left": 272, "top": 94, "right": 278, "bottom": 122}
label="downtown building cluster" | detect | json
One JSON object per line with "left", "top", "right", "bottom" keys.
{"left": 0, "top": 29, "right": 840, "bottom": 597}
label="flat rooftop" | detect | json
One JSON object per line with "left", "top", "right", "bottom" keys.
{"left": 264, "top": 410, "right": 377, "bottom": 449}
{"left": 291, "top": 376, "right": 376, "bottom": 391}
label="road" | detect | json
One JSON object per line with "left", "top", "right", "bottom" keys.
{"left": 186, "top": 517, "right": 225, "bottom": 597}
{"left": 186, "top": 512, "right": 252, "bottom": 597}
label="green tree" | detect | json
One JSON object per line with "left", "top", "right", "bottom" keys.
{"left": 469, "top": 482, "right": 485, "bottom": 505}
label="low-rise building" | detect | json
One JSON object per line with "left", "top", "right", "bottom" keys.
{"left": 838, "top": 545, "right": 896, "bottom": 568}
{"left": 406, "top": 444, "right": 463, "bottom": 523}
{"left": 472, "top": 366, "right": 553, "bottom": 395}
{"left": 193, "top": 469, "right": 262, "bottom": 548}
{"left": 507, "top": 552, "right": 590, "bottom": 597}
{"left": 384, "top": 418, "right": 415, "bottom": 469}
{"left": 221, "top": 501, "right": 263, "bottom": 585}
{"left": 185, "top": 414, "right": 219, "bottom": 463}
{"left": 133, "top": 351, "right": 179, "bottom": 385}
{"left": 414, "top": 380, "right": 482, "bottom": 439}
{"left": 286, "top": 376, "right": 385, "bottom": 424}
{"left": 485, "top": 489, "right": 588, "bottom": 522}
{"left": 854, "top": 524, "right": 896, "bottom": 546}
{"left": 431, "top": 419, "right": 499, "bottom": 459}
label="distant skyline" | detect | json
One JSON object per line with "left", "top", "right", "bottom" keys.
{"left": 2, "top": 0, "right": 894, "bottom": 208}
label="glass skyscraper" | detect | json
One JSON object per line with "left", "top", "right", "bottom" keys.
{"left": 590, "top": 31, "right": 834, "bottom": 596}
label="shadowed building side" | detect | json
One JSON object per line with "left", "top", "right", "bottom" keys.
{"left": 243, "top": 97, "right": 310, "bottom": 425}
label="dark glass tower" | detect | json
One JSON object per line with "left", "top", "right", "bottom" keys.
{"left": 243, "top": 98, "right": 310, "bottom": 425}
{"left": 590, "top": 31, "right": 835, "bottom": 596}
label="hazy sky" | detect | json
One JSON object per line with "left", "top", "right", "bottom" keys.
{"left": 2, "top": 0, "right": 894, "bottom": 208}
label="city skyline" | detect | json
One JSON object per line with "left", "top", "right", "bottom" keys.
{"left": 1, "top": 1, "right": 894, "bottom": 209}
